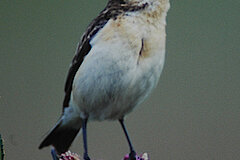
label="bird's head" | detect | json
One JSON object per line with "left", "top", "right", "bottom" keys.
{"left": 108, "top": 0, "right": 170, "bottom": 9}
{"left": 123, "top": 0, "right": 169, "bottom": 3}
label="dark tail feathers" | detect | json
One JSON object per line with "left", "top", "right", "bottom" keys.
{"left": 39, "top": 118, "right": 82, "bottom": 154}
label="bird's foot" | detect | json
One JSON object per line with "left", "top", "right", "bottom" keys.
{"left": 129, "top": 150, "right": 136, "bottom": 160}
{"left": 84, "top": 153, "right": 91, "bottom": 160}
{"left": 123, "top": 151, "right": 149, "bottom": 160}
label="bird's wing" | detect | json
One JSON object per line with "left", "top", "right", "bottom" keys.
{"left": 62, "top": 1, "right": 147, "bottom": 109}
{"left": 62, "top": 14, "right": 108, "bottom": 109}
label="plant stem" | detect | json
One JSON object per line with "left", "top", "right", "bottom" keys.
{"left": 0, "top": 134, "right": 4, "bottom": 160}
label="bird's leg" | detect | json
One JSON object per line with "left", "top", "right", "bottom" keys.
{"left": 119, "top": 119, "right": 136, "bottom": 160}
{"left": 51, "top": 148, "right": 59, "bottom": 160}
{"left": 82, "top": 118, "right": 90, "bottom": 160}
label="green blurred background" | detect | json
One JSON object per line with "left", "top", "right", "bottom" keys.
{"left": 0, "top": 0, "right": 239, "bottom": 159}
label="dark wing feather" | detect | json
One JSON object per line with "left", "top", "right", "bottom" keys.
{"left": 62, "top": 19, "right": 109, "bottom": 109}
{"left": 62, "top": 0, "right": 148, "bottom": 109}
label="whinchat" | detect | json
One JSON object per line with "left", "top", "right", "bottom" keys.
{"left": 39, "top": 0, "right": 170, "bottom": 160}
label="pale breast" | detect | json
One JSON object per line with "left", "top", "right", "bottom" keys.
{"left": 71, "top": 13, "right": 166, "bottom": 120}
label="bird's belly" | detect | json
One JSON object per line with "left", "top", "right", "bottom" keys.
{"left": 72, "top": 22, "right": 165, "bottom": 120}
{"left": 72, "top": 51, "right": 164, "bottom": 121}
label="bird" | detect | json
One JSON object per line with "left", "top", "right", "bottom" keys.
{"left": 39, "top": 0, "right": 170, "bottom": 160}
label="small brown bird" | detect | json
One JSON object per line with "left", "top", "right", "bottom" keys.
{"left": 39, "top": 0, "right": 170, "bottom": 160}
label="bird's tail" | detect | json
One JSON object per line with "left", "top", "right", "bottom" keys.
{"left": 39, "top": 114, "right": 82, "bottom": 154}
